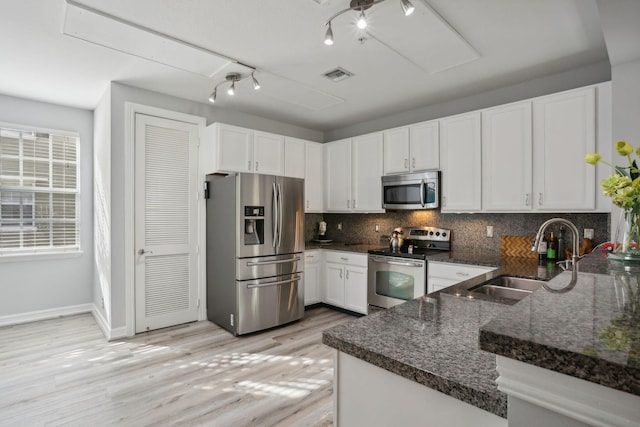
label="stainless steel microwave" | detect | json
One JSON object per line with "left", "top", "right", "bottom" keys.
{"left": 381, "top": 171, "right": 440, "bottom": 210}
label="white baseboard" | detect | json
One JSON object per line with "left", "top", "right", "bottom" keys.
{"left": 0, "top": 303, "right": 93, "bottom": 327}
{"left": 90, "top": 305, "right": 128, "bottom": 340}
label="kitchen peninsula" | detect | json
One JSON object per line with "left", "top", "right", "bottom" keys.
{"left": 322, "top": 250, "right": 640, "bottom": 426}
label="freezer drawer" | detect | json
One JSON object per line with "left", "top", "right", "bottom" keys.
{"left": 236, "top": 253, "right": 303, "bottom": 281}
{"left": 236, "top": 273, "right": 304, "bottom": 335}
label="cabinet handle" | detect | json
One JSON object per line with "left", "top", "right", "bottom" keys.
{"left": 247, "top": 161, "right": 251, "bottom": 171}
{"left": 306, "top": 200, "right": 309, "bottom": 209}
{"left": 339, "top": 270, "right": 343, "bottom": 279}
{"left": 255, "top": 161, "right": 259, "bottom": 171}
{"left": 340, "top": 257, "right": 349, "bottom": 261}
{"left": 346, "top": 270, "right": 350, "bottom": 280}
{"left": 525, "top": 193, "right": 530, "bottom": 206}
{"left": 412, "top": 158, "right": 416, "bottom": 169}
{"left": 538, "top": 193, "right": 543, "bottom": 206}
{"left": 404, "top": 158, "right": 408, "bottom": 169}
{"left": 352, "top": 199, "right": 356, "bottom": 209}
{"left": 347, "top": 200, "right": 350, "bottom": 208}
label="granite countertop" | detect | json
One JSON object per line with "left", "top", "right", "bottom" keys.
{"left": 480, "top": 250, "right": 640, "bottom": 396}
{"left": 305, "top": 241, "right": 384, "bottom": 254}
{"left": 322, "top": 249, "right": 640, "bottom": 418}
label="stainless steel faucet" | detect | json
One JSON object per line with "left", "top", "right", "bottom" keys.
{"left": 531, "top": 218, "right": 582, "bottom": 293}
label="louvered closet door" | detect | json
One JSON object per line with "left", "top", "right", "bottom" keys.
{"left": 135, "top": 114, "right": 199, "bottom": 333}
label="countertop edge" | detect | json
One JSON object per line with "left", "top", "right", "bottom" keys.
{"left": 322, "top": 331, "right": 508, "bottom": 418}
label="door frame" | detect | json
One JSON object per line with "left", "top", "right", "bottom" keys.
{"left": 124, "top": 102, "right": 206, "bottom": 337}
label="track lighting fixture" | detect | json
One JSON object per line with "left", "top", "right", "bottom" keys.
{"left": 323, "top": 0, "right": 415, "bottom": 45}
{"left": 208, "top": 70, "right": 261, "bottom": 103}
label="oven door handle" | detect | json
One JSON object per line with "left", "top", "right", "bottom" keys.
{"left": 371, "top": 258, "right": 424, "bottom": 268}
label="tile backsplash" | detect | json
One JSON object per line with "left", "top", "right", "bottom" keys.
{"left": 305, "top": 211, "right": 610, "bottom": 255}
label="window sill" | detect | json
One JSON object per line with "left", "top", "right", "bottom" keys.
{"left": 0, "top": 250, "right": 84, "bottom": 263}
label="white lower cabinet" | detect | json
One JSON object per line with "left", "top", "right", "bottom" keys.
{"left": 428, "top": 261, "right": 496, "bottom": 294}
{"left": 304, "top": 250, "right": 322, "bottom": 306}
{"left": 323, "top": 251, "right": 368, "bottom": 315}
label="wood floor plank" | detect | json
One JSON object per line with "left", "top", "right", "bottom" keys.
{"left": 0, "top": 307, "right": 352, "bottom": 427}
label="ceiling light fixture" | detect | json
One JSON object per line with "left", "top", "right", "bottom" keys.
{"left": 323, "top": 0, "right": 415, "bottom": 45}
{"left": 208, "top": 69, "right": 261, "bottom": 104}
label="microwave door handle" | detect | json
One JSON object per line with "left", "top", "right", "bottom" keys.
{"left": 272, "top": 182, "right": 278, "bottom": 248}
{"left": 419, "top": 179, "right": 426, "bottom": 207}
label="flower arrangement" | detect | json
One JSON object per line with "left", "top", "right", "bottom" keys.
{"left": 585, "top": 141, "right": 640, "bottom": 256}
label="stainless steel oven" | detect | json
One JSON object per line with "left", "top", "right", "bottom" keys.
{"left": 368, "top": 255, "right": 426, "bottom": 309}
{"left": 367, "top": 226, "right": 451, "bottom": 311}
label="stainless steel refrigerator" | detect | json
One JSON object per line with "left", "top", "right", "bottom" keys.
{"left": 205, "top": 173, "right": 304, "bottom": 335}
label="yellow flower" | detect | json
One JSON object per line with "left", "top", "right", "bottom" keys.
{"left": 584, "top": 153, "right": 602, "bottom": 165}
{"left": 616, "top": 141, "right": 633, "bottom": 156}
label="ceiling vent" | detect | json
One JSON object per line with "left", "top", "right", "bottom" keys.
{"left": 323, "top": 67, "right": 354, "bottom": 82}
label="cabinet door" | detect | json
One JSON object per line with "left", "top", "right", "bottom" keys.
{"left": 383, "top": 127, "right": 410, "bottom": 174}
{"left": 304, "top": 252, "right": 321, "bottom": 305}
{"left": 215, "top": 124, "right": 252, "bottom": 172}
{"left": 482, "top": 102, "right": 533, "bottom": 211}
{"left": 325, "top": 262, "right": 345, "bottom": 307}
{"left": 305, "top": 141, "right": 324, "bottom": 212}
{"left": 325, "top": 139, "right": 351, "bottom": 212}
{"left": 253, "top": 131, "right": 285, "bottom": 175}
{"left": 533, "top": 87, "right": 595, "bottom": 210}
{"left": 409, "top": 120, "right": 439, "bottom": 171}
{"left": 284, "top": 137, "right": 306, "bottom": 179}
{"left": 344, "top": 266, "right": 368, "bottom": 314}
{"left": 440, "top": 112, "right": 482, "bottom": 212}
{"left": 352, "top": 133, "right": 384, "bottom": 212}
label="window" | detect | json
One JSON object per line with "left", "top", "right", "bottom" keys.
{"left": 0, "top": 125, "right": 80, "bottom": 256}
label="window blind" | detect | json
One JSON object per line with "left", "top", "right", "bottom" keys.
{"left": 0, "top": 126, "right": 80, "bottom": 255}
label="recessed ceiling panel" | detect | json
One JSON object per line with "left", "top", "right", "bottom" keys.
{"left": 366, "top": 0, "right": 480, "bottom": 74}
{"left": 252, "top": 72, "right": 345, "bottom": 111}
{"left": 63, "top": 0, "right": 231, "bottom": 78}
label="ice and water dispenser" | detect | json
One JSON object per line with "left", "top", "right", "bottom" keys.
{"left": 243, "top": 205, "right": 264, "bottom": 245}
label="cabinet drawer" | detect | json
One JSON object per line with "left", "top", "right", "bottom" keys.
{"left": 428, "top": 261, "right": 494, "bottom": 280}
{"left": 325, "top": 251, "right": 367, "bottom": 267}
{"left": 304, "top": 250, "right": 321, "bottom": 264}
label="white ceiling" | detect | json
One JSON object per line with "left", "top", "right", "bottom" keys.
{"left": 0, "top": 0, "right": 608, "bottom": 131}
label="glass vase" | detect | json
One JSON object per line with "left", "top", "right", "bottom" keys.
{"left": 610, "top": 208, "right": 640, "bottom": 262}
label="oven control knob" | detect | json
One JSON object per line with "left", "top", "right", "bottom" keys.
{"left": 436, "top": 232, "right": 440, "bottom": 236}
{"left": 429, "top": 231, "right": 434, "bottom": 235}
{"left": 442, "top": 232, "right": 447, "bottom": 237}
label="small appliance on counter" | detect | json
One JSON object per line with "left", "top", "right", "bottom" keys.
{"left": 368, "top": 226, "right": 451, "bottom": 310}
{"left": 312, "top": 220, "right": 332, "bottom": 243}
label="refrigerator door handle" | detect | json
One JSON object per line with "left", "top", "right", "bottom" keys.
{"left": 246, "top": 275, "right": 301, "bottom": 289}
{"left": 272, "top": 182, "right": 279, "bottom": 248}
{"left": 278, "top": 182, "right": 283, "bottom": 249}
{"left": 246, "top": 256, "right": 302, "bottom": 266}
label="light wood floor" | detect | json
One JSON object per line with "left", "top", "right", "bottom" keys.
{"left": 0, "top": 307, "right": 353, "bottom": 427}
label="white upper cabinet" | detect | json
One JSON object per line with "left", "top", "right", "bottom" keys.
{"left": 325, "top": 134, "right": 383, "bottom": 213}
{"left": 351, "top": 133, "right": 384, "bottom": 212}
{"left": 383, "top": 121, "right": 439, "bottom": 174}
{"left": 482, "top": 101, "right": 533, "bottom": 211}
{"left": 253, "top": 131, "right": 285, "bottom": 175}
{"left": 409, "top": 120, "right": 440, "bottom": 172}
{"left": 284, "top": 137, "right": 306, "bottom": 179}
{"left": 305, "top": 141, "right": 324, "bottom": 212}
{"left": 325, "top": 138, "right": 352, "bottom": 212}
{"left": 440, "top": 112, "right": 482, "bottom": 212}
{"left": 533, "top": 86, "right": 596, "bottom": 211}
{"left": 207, "top": 123, "right": 285, "bottom": 175}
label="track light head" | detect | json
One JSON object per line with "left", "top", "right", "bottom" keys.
{"left": 208, "top": 89, "right": 216, "bottom": 103}
{"left": 324, "top": 22, "right": 334, "bottom": 45}
{"left": 356, "top": 10, "right": 367, "bottom": 29}
{"left": 401, "top": 0, "right": 415, "bottom": 16}
{"left": 252, "top": 73, "right": 261, "bottom": 90}
{"left": 227, "top": 81, "right": 235, "bottom": 96}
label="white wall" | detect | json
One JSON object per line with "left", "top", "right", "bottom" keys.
{"left": 0, "top": 94, "right": 93, "bottom": 317}
{"left": 325, "top": 61, "right": 611, "bottom": 141}
{"left": 93, "top": 88, "right": 111, "bottom": 325}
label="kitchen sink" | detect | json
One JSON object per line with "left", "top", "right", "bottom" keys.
{"left": 469, "top": 276, "right": 545, "bottom": 304}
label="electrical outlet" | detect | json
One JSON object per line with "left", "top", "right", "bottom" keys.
{"left": 338, "top": 222, "right": 342, "bottom": 230}
{"left": 486, "top": 225, "right": 494, "bottom": 238}
{"left": 375, "top": 224, "right": 380, "bottom": 232}
{"left": 584, "top": 228, "right": 594, "bottom": 239}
